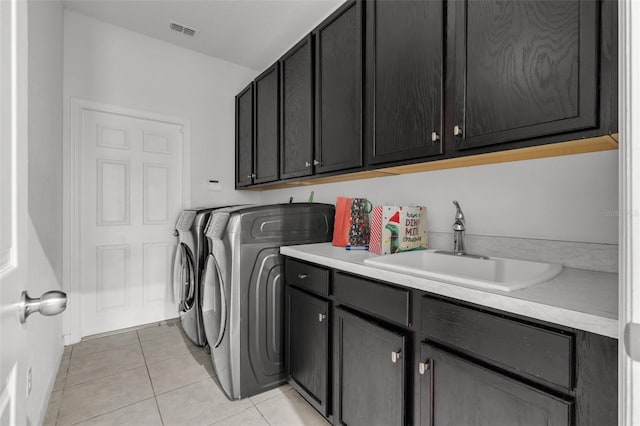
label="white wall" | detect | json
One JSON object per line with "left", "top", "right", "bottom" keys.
{"left": 63, "top": 9, "right": 262, "bottom": 207}
{"left": 27, "top": 1, "right": 65, "bottom": 424}
{"left": 260, "top": 150, "right": 619, "bottom": 245}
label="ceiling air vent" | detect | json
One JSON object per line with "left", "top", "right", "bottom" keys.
{"left": 169, "top": 21, "right": 198, "bottom": 38}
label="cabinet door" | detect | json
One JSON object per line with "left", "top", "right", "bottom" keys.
{"left": 334, "top": 307, "right": 406, "bottom": 426}
{"left": 235, "top": 83, "right": 253, "bottom": 187}
{"left": 280, "top": 36, "right": 314, "bottom": 179}
{"left": 286, "top": 287, "right": 330, "bottom": 416}
{"left": 452, "top": 0, "right": 599, "bottom": 151}
{"left": 314, "top": 0, "right": 362, "bottom": 174}
{"left": 366, "top": 0, "right": 444, "bottom": 165}
{"left": 418, "top": 343, "right": 572, "bottom": 426}
{"left": 254, "top": 64, "right": 279, "bottom": 184}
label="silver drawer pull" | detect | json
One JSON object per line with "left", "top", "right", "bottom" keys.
{"left": 419, "top": 361, "right": 431, "bottom": 375}
{"left": 391, "top": 350, "right": 402, "bottom": 363}
{"left": 431, "top": 132, "right": 440, "bottom": 142}
{"left": 297, "top": 274, "right": 308, "bottom": 280}
{"left": 318, "top": 313, "right": 327, "bottom": 322}
{"left": 453, "top": 125, "right": 462, "bottom": 136}
{"left": 305, "top": 161, "right": 311, "bottom": 168}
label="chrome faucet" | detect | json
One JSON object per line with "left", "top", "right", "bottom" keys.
{"left": 452, "top": 201, "right": 466, "bottom": 255}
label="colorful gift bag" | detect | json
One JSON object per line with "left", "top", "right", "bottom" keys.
{"left": 370, "top": 205, "right": 427, "bottom": 254}
{"left": 332, "top": 197, "right": 371, "bottom": 247}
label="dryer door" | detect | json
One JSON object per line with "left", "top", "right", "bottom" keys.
{"left": 173, "top": 243, "right": 195, "bottom": 312}
{"left": 202, "top": 253, "right": 227, "bottom": 348}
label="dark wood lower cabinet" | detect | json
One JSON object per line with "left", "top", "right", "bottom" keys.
{"left": 333, "top": 307, "right": 406, "bottom": 426}
{"left": 284, "top": 257, "right": 616, "bottom": 426}
{"left": 419, "top": 343, "right": 572, "bottom": 426}
{"left": 286, "top": 287, "right": 330, "bottom": 416}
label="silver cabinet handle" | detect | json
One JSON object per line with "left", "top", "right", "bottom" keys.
{"left": 431, "top": 132, "right": 440, "bottom": 142}
{"left": 453, "top": 125, "right": 462, "bottom": 136}
{"left": 297, "top": 274, "right": 308, "bottom": 280}
{"left": 19, "top": 290, "right": 67, "bottom": 324}
{"left": 313, "top": 160, "right": 321, "bottom": 166}
{"left": 305, "top": 161, "right": 311, "bottom": 168}
{"left": 247, "top": 174, "right": 253, "bottom": 180}
{"left": 419, "top": 361, "right": 431, "bottom": 375}
{"left": 318, "top": 313, "right": 327, "bottom": 322}
{"left": 391, "top": 350, "right": 402, "bottom": 363}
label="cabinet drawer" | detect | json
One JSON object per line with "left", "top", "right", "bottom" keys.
{"left": 285, "top": 258, "right": 329, "bottom": 296}
{"left": 422, "top": 296, "right": 574, "bottom": 390}
{"left": 333, "top": 272, "right": 409, "bottom": 326}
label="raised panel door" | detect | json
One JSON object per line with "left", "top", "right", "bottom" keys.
{"left": 81, "top": 108, "right": 183, "bottom": 335}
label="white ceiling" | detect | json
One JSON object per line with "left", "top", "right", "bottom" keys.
{"left": 63, "top": 0, "right": 344, "bottom": 71}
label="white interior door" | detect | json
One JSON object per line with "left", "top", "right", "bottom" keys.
{"left": 620, "top": 1, "right": 640, "bottom": 424}
{"left": 80, "top": 108, "right": 183, "bottom": 336}
{"left": 1, "top": 0, "right": 29, "bottom": 423}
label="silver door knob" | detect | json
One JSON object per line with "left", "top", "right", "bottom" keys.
{"left": 391, "top": 350, "right": 402, "bottom": 363}
{"left": 431, "top": 132, "right": 440, "bottom": 142}
{"left": 19, "top": 290, "right": 67, "bottom": 324}
{"left": 318, "top": 313, "right": 327, "bottom": 322}
{"left": 305, "top": 161, "right": 311, "bottom": 168}
{"left": 453, "top": 125, "right": 462, "bottom": 136}
{"left": 173, "top": 230, "right": 179, "bottom": 237}
{"left": 419, "top": 361, "right": 431, "bottom": 375}
{"left": 247, "top": 174, "right": 252, "bottom": 180}
{"left": 297, "top": 274, "right": 308, "bottom": 280}
{"left": 313, "top": 160, "right": 321, "bottom": 166}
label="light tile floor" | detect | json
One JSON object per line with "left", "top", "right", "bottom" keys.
{"left": 44, "top": 322, "right": 329, "bottom": 426}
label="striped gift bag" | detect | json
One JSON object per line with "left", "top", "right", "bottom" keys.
{"left": 369, "top": 206, "right": 384, "bottom": 254}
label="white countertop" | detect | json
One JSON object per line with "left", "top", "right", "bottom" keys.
{"left": 280, "top": 243, "right": 619, "bottom": 339}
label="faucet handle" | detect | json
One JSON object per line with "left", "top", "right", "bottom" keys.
{"left": 453, "top": 200, "right": 465, "bottom": 222}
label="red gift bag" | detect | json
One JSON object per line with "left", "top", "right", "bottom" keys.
{"left": 332, "top": 197, "right": 371, "bottom": 247}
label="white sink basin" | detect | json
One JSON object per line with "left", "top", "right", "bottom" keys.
{"left": 363, "top": 250, "right": 563, "bottom": 292}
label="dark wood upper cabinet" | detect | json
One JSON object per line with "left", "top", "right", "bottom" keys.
{"left": 451, "top": 0, "right": 600, "bottom": 152}
{"left": 254, "top": 64, "right": 280, "bottom": 184}
{"left": 333, "top": 307, "right": 406, "bottom": 426}
{"left": 280, "top": 36, "right": 314, "bottom": 180}
{"left": 236, "top": 0, "right": 617, "bottom": 187}
{"left": 366, "top": 0, "right": 444, "bottom": 165}
{"left": 419, "top": 342, "right": 572, "bottom": 426}
{"left": 235, "top": 83, "right": 253, "bottom": 188}
{"left": 314, "top": 0, "right": 363, "bottom": 174}
{"left": 286, "top": 287, "right": 330, "bottom": 416}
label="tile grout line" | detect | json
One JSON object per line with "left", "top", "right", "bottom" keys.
{"left": 253, "top": 402, "right": 274, "bottom": 426}
{"left": 63, "top": 362, "right": 146, "bottom": 389}
{"left": 53, "top": 345, "right": 74, "bottom": 426}
{"left": 59, "top": 338, "right": 152, "bottom": 425}
{"left": 138, "top": 329, "right": 166, "bottom": 426}
{"left": 66, "top": 397, "right": 157, "bottom": 426}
